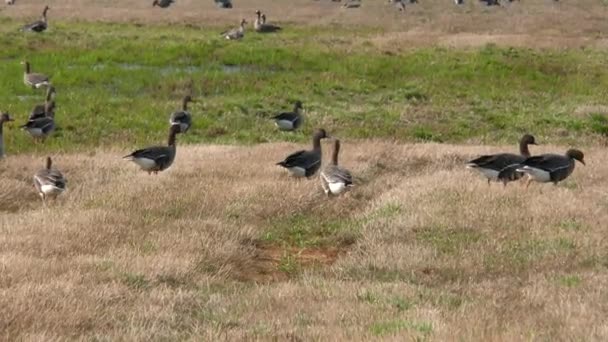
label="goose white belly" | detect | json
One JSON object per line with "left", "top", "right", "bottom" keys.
{"left": 25, "top": 127, "right": 45, "bottom": 137}
{"left": 517, "top": 166, "right": 551, "bottom": 183}
{"left": 328, "top": 182, "right": 348, "bottom": 195}
{"left": 275, "top": 120, "right": 294, "bottom": 131}
{"left": 130, "top": 157, "right": 158, "bottom": 170}
{"left": 40, "top": 184, "right": 64, "bottom": 196}
{"left": 287, "top": 166, "right": 306, "bottom": 177}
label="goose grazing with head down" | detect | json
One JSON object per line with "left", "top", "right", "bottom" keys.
{"left": 273, "top": 101, "right": 303, "bottom": 131}
{"left": 22, "top": 61, "right": 50, "bottom": 89}
{"left": 34, "top": 157, "right": 66, "bottom": 201}
{"left": 123, "top": 125, "right": 181, "bottom": 174}
{"left": 466, "top": 134, "right": 537, "bottom": 185}
{"left": 22, "top": 6, "right": 49, "bottom": 33}
{"left": 152, "top": 0, "right": 174, "bottom": 8}
{"left": 320, "top": 139, "right": 353, "bottom": 196}
{"left": 29, "top": 85, "right": 56, "bottom": 121}
{"left": 169, "top": 95, "right": 194, "bottom": 133}
{"left": 277, "top": 128, "right": 331, "bottom": 178}
{"left": 516, "top": 149, "right": 585, "bottom": 187}
{"left": 222, "top": 19, "right": 247, "bottom": 40}
{"left": 21, "top": 102, "right": 55, "bottom": 140}
{"left": 0, "top": 112, "right": 14, "bottom": 159}
{"left": 254, "top": 12, "right": 281, "bottom": 33}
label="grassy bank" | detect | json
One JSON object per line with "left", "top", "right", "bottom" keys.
{"left": 0, "top": 18, "right": 607, "bottom": 154}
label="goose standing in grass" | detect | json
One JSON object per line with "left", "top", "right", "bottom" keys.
{"left": 466, "top": 134, "right": 537, "bottom": 185}
{"left": 22, "top": 61, "right": 50, "bottom": 89}
{"left": 29, "top": 85, "right": 56, "bottom": 121}
{"left": 152, "top": 0, "right": 174, "bottom": 8}
{"left": 21, "top": 102, "right": 55, "bottom": 141}
{"left": 215, "top": 0, "right": 233, "bottom": 8}
{"left": 516, "top": 149, "right": 585, "bottom": 188}
{"left": 34, "top": 157, "right": 66, "bottom": 201}
{"left": 0, "top": 112, "right": 14, "bottom": 159}
{"left": 342, "top": 0, "right": 361, "bottom": 8}
{"left": 123, "top": 125, "right": 181, "bottom": 174}
{"left": 222, "top": 19, "right": 247, "bottom": 40}
{"left": 273, "top": 101, "right": 304, "bottom": 131}
{"left": 277, "top": 128, "right": 331, "bottom": 178}
{"left": 169, "top": 95, "right": 194, "bottom": 133}
{"left": 254, "top": 12, "right": 281, "bottom": 33}
{"left": 22, "top": 5, "right": 49, "bottom": 33}
{"left": 320, "top": 139, "right": 353, "bottom": 196}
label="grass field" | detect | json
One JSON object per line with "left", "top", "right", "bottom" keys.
{"left": 2, "top": 0, "right": 608, "bottom": 340}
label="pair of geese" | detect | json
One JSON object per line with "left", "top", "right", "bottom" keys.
{"left": 222, "top": 10, "right": 281, "bottom": 40}
{"left": 467, "top": 134, "right": 585, "bottom": 187}
{"left": 20, "top": 61, "right": 56, "bottom": 140}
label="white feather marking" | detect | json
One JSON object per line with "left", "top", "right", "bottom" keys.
{"left": 517, "top": 166, "right": 551, "bottom": 182}
{"left": 275, "top": 120, "right": 294, "bottom": 131}
{"left": 287, "top": 166, "right": 306, "bottom": 177}
{"left": 130, "top": 158, "right": 158, "bottom": 170}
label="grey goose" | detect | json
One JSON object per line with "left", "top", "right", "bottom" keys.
{"left": 22, "top": 6, "right": 49, "bottom": 33}
{"left": 466, "top": 134, "right": 537, "bottom": 185}
{"left": 29, "top": 85, "right": 56, "bottom": 121}
{"left": 123, "top": 125, "right": 181, "bottom": 174}
{"left": 273, "top": 101, "right": 303, "bottom": 131}
{"left": 277, "top": 128, "right": 331, "bottom": 178}
{"left": 21, "top": 102, "right": 55, "bottom": 140}
{"left": 22, "top": 61, "right": 50, "bottom": 89}
{"left": 222, "top": 19, "right": 247, "bottom": 40}
{"left": 34, "top": 156, "right": 66, "bottom": 201}
{"left": 320, "top": 139, "right": 353, "bottom": 196}
{"left": 6, "top": 0, "right": 15, "bottom": 5}
{"left": 254, "top": 11, "right": 281, "bottom": 33}
{"left": 215, "top": 0, "right": 233, "bottom": 8}
{"left": 153, "top": 0, "right": 174, "bottom": 8}
{"left": 517, "top": 149, "right": 585, "bottom": 187}
{"left": 169, "top": 95, "right": 194, "bottom": 133}
{"left": 0, "top": 112, "right": 14, "bottom": 159}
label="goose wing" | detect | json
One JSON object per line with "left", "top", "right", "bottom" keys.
{"left": 22, "top": 117, "right": 55, "bottom": 134}
{"left": 467, "top": 153, "right": 524, "bottom": 172}
{"left": 170, "top": 110, "right": 191, "bottom": 125}
{"left": 322, "top": 165, "right": 353, "bottom": 185}
{"left": 22, "top": 20, "right": 47, "bottom": 32}
{"left": 34, "top": 169, "right": 66, "bottom": 189}
{"left": 125, "top": 146, "right": 172, "bottom": 165}
{"left": 277, "top": 150, "right": 320, "bottom": 170}
{"left": 520, "top": 154, "right": 570, "bottom": 172}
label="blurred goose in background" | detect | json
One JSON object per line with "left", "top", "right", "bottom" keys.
{"left": 222, "top": 19, "right": 247, "bottom": 40}
{"left": 517, "top": 149, "right": 585, "bottom": 187}
{"left": 21, "top": 102, "right": 55, "bottom": 140}
{"left": 215, "top": 0, "right": 233, "bottom": 8}
{"left": 277, "top": 128, "right": 331, "bottom": 178}
{"left": 342, "top": 0, "right": 361, "bottom": 8}
{"left": 389, "top": 0, "right": 406, "bottom": 11}
{"left": 123, "top": 125, "right": 181, "bottom": 174}
{"left": 34, "top": 157, "right": 66, "bottom": 201}
{"left": 320, "top": 139, "right": 353, "bottom": 196}
{"left": 22, "top": 61, "right": 50, "bottom": 89}
{"left": 273, "top": 101, "right": 304, "bottom": 131}
{"left": 6, "top": 0, "right": 15, "bottom": 5}
{"left": 256, "top": 13, "right": 281, "bottom": 32}
{"left": 22, "top": 5, "right": 49, "bottom": 32}
{"left": 0, "top": 112, "right": 14, "bottom": 159}
{"left": 455, "top": 0, "right": 464, "bottom": 4}
{"left": 169, "top": 95, "right": 194, "bottom": 133}
{"left": 466, "top": 134, "right": 537, "bottom": 185}
{"left": 29, "top": 85, "right": 56, "bottom": 121}
{"left": 152, "top": 0, "right": 174, "bottom": 8}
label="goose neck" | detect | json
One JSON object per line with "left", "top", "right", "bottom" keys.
{"left": 519, "top": 140, "right": 531, "bottom": 157}
{"left": 331, "top": 141, "right": 340, "bottom": 165}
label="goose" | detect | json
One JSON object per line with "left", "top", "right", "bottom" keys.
{"left": 342, "top": 0, "right": 361, "bottom": 8}
{"left": 516, "top": 149, "right": 585, "bottom": 187}
{"left": 255, "top": 13, "right": 281, "bottom": 33}
{"left": 389, "top": 0, "right": 406, "bottom": 11}
{"left": 22, "top": 6, "right": 49, "bottom": 33}
{"left": 123, "top": 125, "right": 181, "bottom": 174}
{"left": 21, "top": 102, "right": 55, "bottom": 140}
{"left": 222, "top": 19, "right": 247, "bottom": 40}
{"left": 215, "top": 0, "right": 233, "bottom": 8}
{"left": 22, "top": 61, "right": 50, "bottom": 89}
{"left": 455, "top": 0, "right": 463, "bottom": 4}
{"left": 276, "top": 128, "right": 331, "bottom": 178}
{"left": 169, "top": 95, "right": 194, "bottom": 133}
{"left": 320, "top": 139, "right": 353, "bottom": 196}
{"left": 273, "top": 101, "right": 303, "bottom": 131}
{"left": 29, "top": 85, "right": 56, "bottom": 121}
{"left": 34, "top": 157, "right": 66, "bottom": 201}
{"left": 152, "top": 0, "right": 174, "bottom": 8}
{"left": 6, "top": 0, "right": 15, "bottom": 5}
{"left": 0, "top": 112, "right": 14, "bottom": 159}
{"left": 466, "top": 134, "right": 537, "bottom": 185}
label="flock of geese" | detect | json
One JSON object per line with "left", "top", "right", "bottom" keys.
{"left": 1, "top": 2, "right": 583, "bottom": 204}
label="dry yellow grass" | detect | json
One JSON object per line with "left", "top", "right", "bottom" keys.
{"left": 1, "top": 141, "right": 607, "bottom": 340}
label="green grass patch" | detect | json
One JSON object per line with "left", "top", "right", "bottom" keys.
{"left": 556, "top": 275, "right": 582, "bottom": 288}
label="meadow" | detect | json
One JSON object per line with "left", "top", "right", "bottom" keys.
{"left": 2, "top": 0, "right": 608, "bottom": 340}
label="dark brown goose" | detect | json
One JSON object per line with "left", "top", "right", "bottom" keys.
{"left": 29, "top": 85, "right": 56, "bottom": 121}
{"left": 320, "top": 139, "right": 353, "bottom": 196}
{"left": 273, "top": 101, "right": 303, "bottom": 131}
{"left": 152, "top": 0, "right": 174, "bottom": 8}
{"left": 277, "top": 129, "right": 331, "bottom": 178}
{"left": 254, "top": 11, "right": 281, "bottom": 33}
{"left": 123, "top": 125, "right": 181, "bottom": 174}
{"left": 22, "top": 61, "right": 50, "bottom": 89}
{"left": 21, "top": 102, "right": 55, "bottom": 140}
{"left": 517, "top": 149, "right": 585, "bottom": 187}
{"left": 22, "top": 6, "right": 49, "bottom": 33}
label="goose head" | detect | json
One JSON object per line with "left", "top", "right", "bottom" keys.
{"left": 255, "top": 10, "right": 261, "bottom": 17}
{"left": 312, "top": 128, "right": 332, "bottom": 149}
{"left": 566, "top": 149, "right": 585, "bottom": 165}
{"left": 261, "top": 14, "right": 267, "bottom": 23}
{"left": 294, "top": 100, "right": 303, "bottom": 111}
{"left": 240, "top": 19, "right": 247, "bottom": 27}
{"left": 520, "top": 134, "right": 537, "bottom": 145}
{"left": 152, "top": 0, "right": 159, "bottom": 6}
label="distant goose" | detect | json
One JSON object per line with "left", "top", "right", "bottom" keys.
{"left": 22, "top": 5, "right": 49, "bottom": 33}
{"left": 0, "top": 112, "right": 14, "bottom": 159}
{"left": 466, "top": 134, "right": 537, "bottom": 185}
{"left": 455, "top": 0, "right": 463, "bottom": 4}
{"left": 169, "top": 95, "right": 194, "bottom": 133}
{"left": 343, "top": 0, "right": 361, "bottom": 8}
{"left": 21, "top": 102, "right": 55, "bottom": 140}
{"left": 152, "top": 0, "right": 174, "bottom": 8}
{"left": 6, "top": 0, "right": 15, "bottom": 5}
{"left": 123, "top": 125, "right": 181, "bottom": 174}
{"left": 480, "top": 0, "right": 500, "bottom": 5}
{"left": 29, "top": 85, "right": 56, "bottom": 121}
{"left": 320, "top": 139, "right": 353, "bottom": 196}
{"left": 254, "top": 12, "right": 281, "bottom": 33}
{"left": 22, "top": 61, "right": 50, "bottom": 89}
{"left": 517, "top": 149, "right": 585, "bottom": 187}
{"left": 34, "top": 157, "right": 66, "bottom": 201}
{"left": 222, "top": 19, "right": 247, "bottom": 40}
{"left": 389, "top": 0, "right": 406, "bottom": 11}
{"left": 215, "top": 0, "right": 233, "bottom": 8}
{"left": 273, "top": 101, "right": 303, "bottom": 131}
{"left": 277, "top": 128, "right": 331, "bottom": 178}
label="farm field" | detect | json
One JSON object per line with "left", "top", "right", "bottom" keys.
{"left": 2, "top": 0, "right": 608, "bottom": 340}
